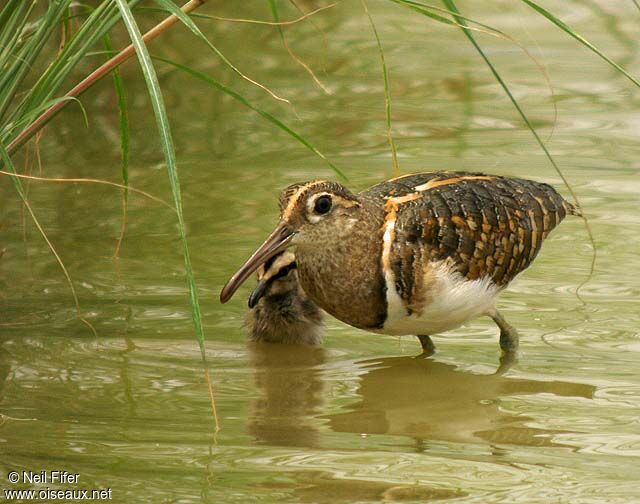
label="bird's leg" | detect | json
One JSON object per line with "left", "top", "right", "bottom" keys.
{"left": 489, "top": 309, "right": 519, "bottom": 354}
{"left": 417, "top": 334, "right": 436, "bottom": 357}
{"left": 496, "top": 350, "right": 517, "bottom": 375}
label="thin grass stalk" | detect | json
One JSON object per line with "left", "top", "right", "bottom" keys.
{"left": 59, "top": 3, "right": 72, "bottom": 51}
{"left": 0, "top": 1, "right": 31, "bottom": 66}
{"left": 520, "top": 0, "right": 640, "bottom": 89}
{"left": 441, "top": 0, "right": 596, "bottom": 297}
{"left": 204, "top": 368, "right": 220, "bottom": 434}
{"left": 362, "top": 0, "right": 400, "bottom": 176}
{"left": 102, "top": 34, "right": 130, "bottom": 258}
{"left": 389, "top": 0, "right": 559, "bottom": 138}
{"left": 0, "top": 143, "right": 96, "bottom": 336}
{"left": 188, "top": 3, "right": 336, "bottom": 25}
{"left": 2, "top": 96, "right": 87, "bottom": 144}
{"left": 153, "top": 0, "right": 289, "bottom": 103}
{"left": 0, "top": 0, "right": 23, "bottom": 30}
{"left": 288, "top": 0, "right": 332, "bottom": 74}
{"left": 19, "top": 140, "right": 33, "bottom": 263}
{"left": 3, "top": 1, "right": 115, "bottom": 132}
{"left": 155, "top": 56, "right": 346, "bottom": 181}
{"left": 390, "top": 0, "right": 549, "bottom": 36}
{"left": 0, "top": 170, "right": 172, "bottom": 208}
{"left": 267, "top": 0, "right": 329, "bottom": 94}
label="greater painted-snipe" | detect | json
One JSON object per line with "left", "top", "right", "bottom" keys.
{"left": 244, "top": 250, "right": 323, "bottom": 345}
{"left": 222, "top": 171, "right": 578, "bottom": 356}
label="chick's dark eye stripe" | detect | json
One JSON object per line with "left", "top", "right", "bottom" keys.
{"left": 269, "top": 262, "right": 297, "bottom": 284}
{"left": 263, "top": 251, "right": 283, "bottom": 272}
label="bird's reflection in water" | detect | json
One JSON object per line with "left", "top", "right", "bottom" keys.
{"left": 247, "top": 342, "right": 326, "bottom": 447}
{"left": 326, "top": 356, "right": 596, "bottom": 448}
{"left": 256, "top": 470, "right": 466, "bottom": 503}
{"left": 245, "top": 348, "right": 597, "bottom": 501}
{"left": 248, "top": 344, "right": 596, "bottom": 450}
{"left": 242, "top": 345, "right": 470, "bottom": 502}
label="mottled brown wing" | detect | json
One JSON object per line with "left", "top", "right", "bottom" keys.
{"left": 388, "top": 175, "right": 575, "bottom": 311}
{"left": 365, "top": 171, "right": 487, "bottom": 200}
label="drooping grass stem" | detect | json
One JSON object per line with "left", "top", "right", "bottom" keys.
{"left": 441, "top": 0, "right": 597, "bottom": 300}
{"left": 362, "top": 0, "right": 400, "bottom": 177}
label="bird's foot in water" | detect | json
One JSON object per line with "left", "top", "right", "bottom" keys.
{"left": 416, "top": 334, "right": 436, "bottom": 358}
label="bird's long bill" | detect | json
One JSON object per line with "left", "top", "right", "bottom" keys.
{"left": 219, "top": 221, "right": 294, "bottom": 303}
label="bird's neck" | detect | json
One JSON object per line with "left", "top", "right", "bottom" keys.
{"left": 295, "top": 203, "right": 387, "bottom": 330}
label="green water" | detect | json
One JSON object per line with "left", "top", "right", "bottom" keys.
{"left": 1, "top": 1, "right": 639, "bottom": 502}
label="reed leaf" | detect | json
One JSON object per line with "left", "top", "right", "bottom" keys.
{"left": 155, "top": 56, "right": 347, "bottom": 181}
{"left": 520, "top": 0, "right": 640, "bottom": 88}
{"left": 389, "top": 0, "right": 454, "bottom": 25}
{"left": 0, "top": 0, "right": 71, "bottom": 122}
{"left": 114, "top": 0, "right": 205, "bottom": 349}
{"left": 102, "top": 35, "right": 130, "bottom": 194}
{"left": 102, "top": 34, "right": 130, "bottom": 257}
{"left": 362, "top": 0, "right": 399, "bottom": 176}
{"left": 441, "top": 0, "right": 596, "bottom": 292}
{"left": 153, "top": 0, "right": 288, "bottom": 103}
{"left": 439, "top": 1, "right": 575, "bottom": 201}
{"left": 0, "top": 1, "right": 133, "bottom": 140}
{"left": 1, "top": 96, "right": 87, "bottom": 144}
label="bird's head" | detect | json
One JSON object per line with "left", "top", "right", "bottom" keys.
{"left": 247, "top": 250, "right": 298, "bottom": 308}
{"left": 220, "top": 180, "right": 360, "bottom": 303}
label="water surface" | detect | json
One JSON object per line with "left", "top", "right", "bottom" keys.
{"left": 1, "top": 1, "right": 639, "bottom": 502}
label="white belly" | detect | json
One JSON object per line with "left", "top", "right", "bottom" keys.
{"left": 376, "top": 260, "right": 500, "bottom": 336}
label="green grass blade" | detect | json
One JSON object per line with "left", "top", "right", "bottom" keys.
{"left": 440, "top": 0, "right": 571, "bottom": 195}
{"left": 441, "top": 0, "right": 596, "bottom": 293}
{"left": 0, "top": 0, "right": 30, "bottom": 63}
{"left": 8, "top": 1, "right": 109, "bottom": 116}
{"left": 153, "top": 0, "right": 288, "bottom": 103}
{"left": 390, "top": 0, "right": 525, "bottom": 39}
{"left": 520, "top": 0, "right": 640, "bottom": 88}
{"left": 102, "top": 35, "right": 130, "bottom": 193}
{"left": 154, "top": 56, "right": 347, "bottom": 181}
{"left": 266, "top": 0, "right": 286, "bottom": 46}
{"left": 103, "top": 33, "right": 130, "bottom": 257}
{"left": 390, "top": 0, "right": 561, "bottom": 146}
{"left": 0, "top": 0, "right": 23, "bottom": 28}
{"left": 362, "top": 0, "right": 399, "bottom": 175}
{"left": 389, "top": 0, "right": 454, "bottom": 25}
{"left": 10, "top": 0, "right": 141, "bottom": 130}
{"left": 0, "top": 0, "right": 71, "bottom": 122}
{"left": 1, "top": 96, "right": 87, "bottom": 143}
{"left": 113, "top": 0, "right": 205, "bottom": 350}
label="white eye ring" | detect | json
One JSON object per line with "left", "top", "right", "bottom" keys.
{"left": 306, "top": 193, "right": 333, "bottom": 222}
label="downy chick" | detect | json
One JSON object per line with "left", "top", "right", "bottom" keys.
{"left": 245, "top": 250, "right": 323, "bottom": 345}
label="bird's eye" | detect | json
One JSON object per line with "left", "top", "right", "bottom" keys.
{"left": 313, "top": 195, "right": 332, "bottom": 215}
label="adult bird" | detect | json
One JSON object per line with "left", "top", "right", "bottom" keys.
{"left": 222, "top": 172, "right": 578, "bottom": 356}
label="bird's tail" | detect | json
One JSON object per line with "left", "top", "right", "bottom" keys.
{"left": 565, "top": 200, "right": 582, "bottom": 217}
